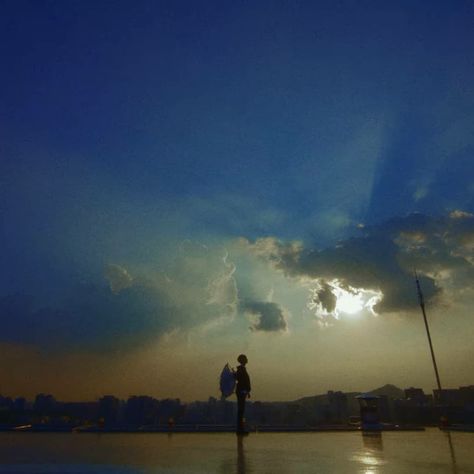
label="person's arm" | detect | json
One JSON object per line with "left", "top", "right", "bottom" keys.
{"left": 234, "top": 366, "right": 241, "bottom": 382}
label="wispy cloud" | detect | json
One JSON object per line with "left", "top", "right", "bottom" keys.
{"left": 0, "top": 243, "right": 239, "bottom": 352}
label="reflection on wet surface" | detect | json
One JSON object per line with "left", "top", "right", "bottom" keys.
{"left": 0, "top": 429, "right": 472, "bottom": 473}
{"left": 446, "top": 431, "right": 458, "bottom": 474}
{"left": 236, "top": 434, "right": 246, "bottom": 474}
{"left": 352, "top": 432, "right": 385, "bottom": 474}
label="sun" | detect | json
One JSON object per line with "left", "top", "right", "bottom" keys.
{"left": 333, "top": 286, "right": 364, "bottom": 315}
{"left": 308, "top": 279, "right": 383, "bottom": 321}
{"left": 332, "top": 281, "right": 383, "bottom": 317}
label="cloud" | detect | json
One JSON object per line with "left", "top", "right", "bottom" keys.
{"left": 312, "top": 281, "right": 337, "bottom": 313}
{"left": 450, "top": 209, "right": 474, "bottom": 219}
{"left": 308, "top": 279, "right": 383, "bottom": 324}
{"left": 2, "top": 213, "right": 471, "bottom": 352}
{"left": 239, "top": 212, "right": 474, "bottom": 315}
{"left": 236, "top": 236, "right": 302, "bottom": 270}
{"left": 0, "top": 243, "right": 238, "bottom": 352}
{"left": 242, "top": 301, "right": 288, "bottom": 332}
{"left": 104, "top": 264, "right": 133, "bottom": 293}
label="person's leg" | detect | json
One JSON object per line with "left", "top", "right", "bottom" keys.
{"left": 236, "top": 393, "right": 246, "bottom": 432}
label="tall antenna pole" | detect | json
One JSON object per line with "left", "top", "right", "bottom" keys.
{"left": 415, "top": 271, "right": 443, "bottom": 396}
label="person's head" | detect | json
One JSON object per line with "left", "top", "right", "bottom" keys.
{"left": 237, "top": 354, "right": 248, "bottom": 365}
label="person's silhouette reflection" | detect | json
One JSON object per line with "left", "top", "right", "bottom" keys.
{"left": 237, "top": 433, "right": 247, "bottom": 474}
{"left": 217, "top": 434, "right": 249, "bottom": 474}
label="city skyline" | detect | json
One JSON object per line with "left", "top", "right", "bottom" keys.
{"left": 1, "top": 1, "right": 473, "bottom": 401}
{"left": 2, "top": 383, "right": 474, "bottom": 432}
{"left": 1, "top": 381, "right": 471, "bottom": 404}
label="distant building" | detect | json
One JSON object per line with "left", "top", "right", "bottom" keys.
{"left": 431, "top": 386, "right": 474, "bottom": 424}
{"left": 125, "top": 396, "right": 159, "bottom": 426}
{"left": 34, "top": 394, "right": 57, "bottom": 415}
{"left": 393, "top": 387, "right": 435, "bottom": 425}
{"left": 99, "top": 396, "right": 121, "bottom": 426}
{"left": 434, "top": 386, "right": 474, "bottom": 407}
{"left": 0, "top": 396, "right": 13, "bottom": 410}
{"left": 405, "top": 387, "right": 429, "bottom": 404}
{"left": 0, "top": 396, "right": 14, "bottom": 424}
{"left": 158, "top": 398, "right": 183, "bottom": 425}
{"left": 327, "top": 391, "right": 349, "bottom": 424}
{"left": 13, "top": 397, "right": 26, "bottom": 412}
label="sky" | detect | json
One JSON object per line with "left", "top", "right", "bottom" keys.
{"left": 1, "top": 0, "right": 473, "bottom": 402}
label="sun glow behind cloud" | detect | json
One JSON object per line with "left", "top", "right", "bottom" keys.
{"left": 333, "top": 285, "right": 364, "bottom": 314}
{"left": 308, "top": 279, "right": 383, "bottom": 323}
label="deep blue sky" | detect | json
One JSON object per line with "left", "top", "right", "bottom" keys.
{"left": 1, "top": 1, "right": 473, "bottom": 400}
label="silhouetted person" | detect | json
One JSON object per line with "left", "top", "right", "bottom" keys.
{"left": 234, "top": 354, "right": 251, "bottom": 434}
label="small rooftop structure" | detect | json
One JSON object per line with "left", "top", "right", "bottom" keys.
{"left": 356, "top": 394, "right": 382, "bottom": 430}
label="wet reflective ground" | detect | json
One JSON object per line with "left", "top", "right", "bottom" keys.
{"left": 0, "top": 428, "right": 472, "bottom": 473}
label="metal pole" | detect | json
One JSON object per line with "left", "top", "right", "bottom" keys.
{"left": 415, "top": 271, "right": 443, "bottom": 396}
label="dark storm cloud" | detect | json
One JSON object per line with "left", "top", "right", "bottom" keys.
{"left": 242, "top": 212, "right": 474, "bottom": 314}
{"left": 313, "top": 282, "right": 337, "bottom": 313}
{"left": 242, "top": 301, "right": 287, "bottom": 332}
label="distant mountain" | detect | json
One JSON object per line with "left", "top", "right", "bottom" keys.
{"left": 294, "top": 392, "right": 361, "bottom": 407}
{"left": 293, "top": 384, "right": 405, "bottom": 406}
{"left": 367, "top": 384, "right": 404, "bottom": 399}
